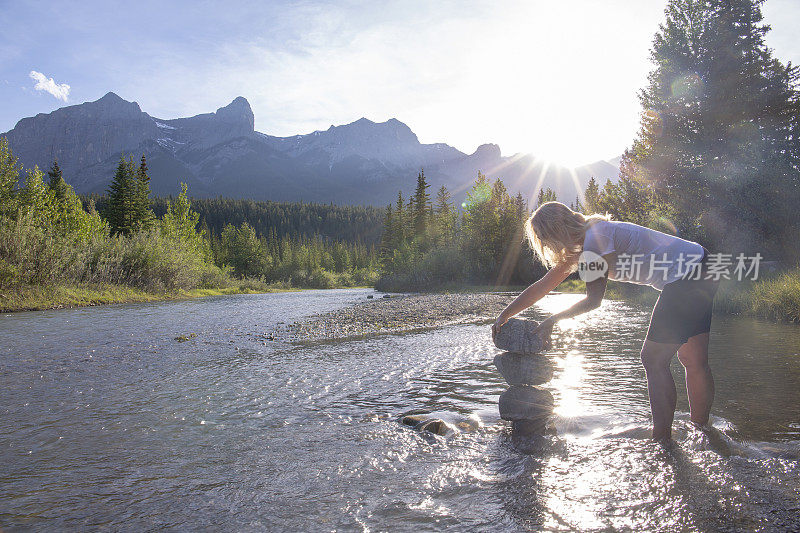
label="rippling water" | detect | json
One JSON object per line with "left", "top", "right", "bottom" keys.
{"left": 1, "top": 289, "right": 799, "bottom": 531}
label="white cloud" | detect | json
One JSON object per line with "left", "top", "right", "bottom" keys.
{"left": 28, "top": 70, "right": 70, "bottom": 101}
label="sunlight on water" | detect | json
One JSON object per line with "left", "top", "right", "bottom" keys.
{"left": 550, "top": 349, "right": 586, "bottom": 419}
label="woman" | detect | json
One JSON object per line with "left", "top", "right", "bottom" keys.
{"left": 492, "top": 201, "right": 718, "bottom": 440}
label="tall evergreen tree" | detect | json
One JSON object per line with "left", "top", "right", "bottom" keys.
{"left": 379, "top": 203, "right": 395, "bottom": 268}
{"left": 535, "top": 187, "right": 557, "bottom": 208}
{"left": 434, "top": 185, "right": 455, "bottom": 242}
{"left": 412, "top": 170, "right": 431, "bottom": 240}
{"left": 134, "top": 155, "right": 155, "bottom": 230}
{"left": 394, "top": 191, "right": 406, "bottom": 245}
{"left": 47, "top": 160, "right": 68, "bottom": 202}
{"left": 583, "top": 177, "right": 600, "bottom": 213}
{"left": 627, "top": 0, "right": 800, "bottom": 258}
{"left": 105, "top": 156, "right": 135, "bottom": 235}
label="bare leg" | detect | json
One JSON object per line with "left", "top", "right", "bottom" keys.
{"left": 677, "top": 332, "right": 714, "bottom": 427}
{"left": 640, "top": 340, "right": 681, "bottom": 440}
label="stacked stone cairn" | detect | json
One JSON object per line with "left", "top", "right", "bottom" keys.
{"left": 493, "top": 318, "right": 555, "bottom": 447}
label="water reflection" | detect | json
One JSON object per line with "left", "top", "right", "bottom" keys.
{"left": 492, "top": 350, "right": 556, "bottom": 453}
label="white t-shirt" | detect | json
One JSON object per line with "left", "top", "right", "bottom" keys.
{"left": 583, "top": 220, "right": 704, "bottom": 290}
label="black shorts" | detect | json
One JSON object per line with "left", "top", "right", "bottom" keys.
{"left": 645, "top": 249, "right": 719, "bottom": 345}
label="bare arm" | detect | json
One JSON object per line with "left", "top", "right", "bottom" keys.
{"left": 492, "top": 261, "right": 574, "bottom": 335}
{"left": 535, "top": 275, "right": 607, "bottom": 332}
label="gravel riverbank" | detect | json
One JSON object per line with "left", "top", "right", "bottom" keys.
{"left": 267, "top": 293, "right": 516, "bottom": 343}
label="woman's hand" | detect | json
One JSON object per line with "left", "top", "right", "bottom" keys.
{"left": 491, "top": 314, "right": 509, "bottom": 340}
{"left": 533, "top": 316, "right": 555, "bottom": 338}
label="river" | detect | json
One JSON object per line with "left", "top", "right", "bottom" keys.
{"left": 1, "top": 289, "right": 799, "bottom": 531}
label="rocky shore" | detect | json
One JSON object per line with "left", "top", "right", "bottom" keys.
{"left": 267, "top": 293, "right": 515, "bottom": 343}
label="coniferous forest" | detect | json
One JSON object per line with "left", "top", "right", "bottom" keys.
{"left": 1, "top": 0, "right": 799, "bottom": 320}
{"left": 0, "top": 141, "right": 382, "bottom": 311}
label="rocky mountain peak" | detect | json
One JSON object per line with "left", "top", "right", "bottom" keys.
{"left": 215, "top": 96, "right": 254, "bottom": 132}
{"left": 472, "top": 143, "right": 502, "bottom": 159}
{"left": 88, "top": 91, "right": 144, "bottom": 117}
{"left": 2, "top": 91, "right": 621, "bottom": 204}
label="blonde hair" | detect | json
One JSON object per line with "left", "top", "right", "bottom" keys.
{"left": 525, "top": 201, "right": 610, "bottom": 269}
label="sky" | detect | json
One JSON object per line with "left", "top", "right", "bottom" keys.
{"left": 1, "top": 0, "right": 799, "bottom": 167}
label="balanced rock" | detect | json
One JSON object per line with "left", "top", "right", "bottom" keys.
{"left": 493, "top": 318, "right": 548, "bottom": 354}
{"left": 498, "top": 385, "right": 555, "bottom": 422}
{"left": 493, "top": 352, "right": 554, "bottom": 386}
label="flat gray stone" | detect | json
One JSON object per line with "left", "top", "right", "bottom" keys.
{"left": 498, "top": 385, "right": 554, "bottom": 421}
{"left": 493, "top": 352, "right": 554, "bottom": 386}
{"left": 493, "top": 318, "right": 548, "bottom": 354}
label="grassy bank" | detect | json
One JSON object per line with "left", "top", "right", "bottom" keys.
{"left": 556, "top": 269, "right": 800, "bottom": 323}
{"left": 0, "top": 280, "right": 299, "bottom": 313}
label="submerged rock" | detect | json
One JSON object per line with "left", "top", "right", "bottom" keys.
{"left": 493, "top": 318, "right": 548, "bottom": 354}
{"left": 493, "top": 352, "right": 554, "bottom": 386}
{"left": 418, "top": 419, "right": 448, "bottom": 435}
{"left": 401, "top": 414, "right": 451, "bottom": 436}
{"left": 400, "top": 414, "right": 429, "bottom": 427}
{"left": 498, "top": 385, "right": 554, "bottom": 422}
{"left": 399, "top": 410, "right": 481, "bottom": 437}
{"left": 510, "top": 419, "right": 549, "bottom": 454}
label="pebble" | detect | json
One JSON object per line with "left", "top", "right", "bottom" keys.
{"left": 270, "top": 293, "right": 511, "bottom": 343}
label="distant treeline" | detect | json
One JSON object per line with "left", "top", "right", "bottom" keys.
{"left": 0, "top": 139, "right": 381, "bottom": 310}
{"left": 84, "top": 195, "right": 385, "bottom": 245}
{"left": 376, "top": 171, "right": 541, "bottom": 291}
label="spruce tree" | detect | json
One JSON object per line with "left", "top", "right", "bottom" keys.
{"left": 47, "top": 160, "right": 68, "bottom": 202}
{"left": 627, "top": 0, "right": 800, "bottom": 257}
{"left": 105, "top": 156, "right": 134, "bottom": 235}
{"left": 583, "top": 177, "right": 600, "bottom": 213}
{"left": 134, "top": 155, "right": 155, "bottom": 230}
{"left": 379, "top": 203, "right": 394, "bottom": 270}
{"left": 536, "top": 187, "right": 557, "bottom": 208}
{"left": 394, "top": 191, "right": 406, "bottom": 245}
{"left": 412, "top": 170, "right": 430, "bottom": 240}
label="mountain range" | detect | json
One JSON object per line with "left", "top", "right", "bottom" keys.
{"left": 2, "top": 92, "right": 620, "bottom": 205}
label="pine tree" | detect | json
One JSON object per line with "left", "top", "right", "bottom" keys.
{"left": 627, "top": 0, "right": 800, "bottom": 257}
{"left": 134, "top": 155, "right": 155, "bottom": 231}
{"left": 583, "top": 177, "right": 600, "bottom": 213}
{"left": 379, "top": 203, "right": 395, "bottom": 268}
{"left": 434, "top": 185, "right": 455, "bottom": 242}
{"left": 536, "top": 187, "right": 557, "bottom": 208}
{"left": 105, "top": 156, "right": 135, "bottom": 235}
{"left": 394, "top": 191, "right": 406, "bottom": 245}
{"left": 412, "top": 170, "right": 430, "bottom": 240}
{"left": 513, "top": 192, "right": 526, "bottom": 221}
{"left": 105, "top": 154, "right": 155, "bottom": 235}
{"left": 47, "top": 160, "right": 68, "bottom": 202}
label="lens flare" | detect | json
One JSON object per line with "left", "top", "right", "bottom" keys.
{"left": 670, "top": 72, "right": 703, "bottom": 99}
{"left": 642, "top": 109, "right": 663, "bottom": 137}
